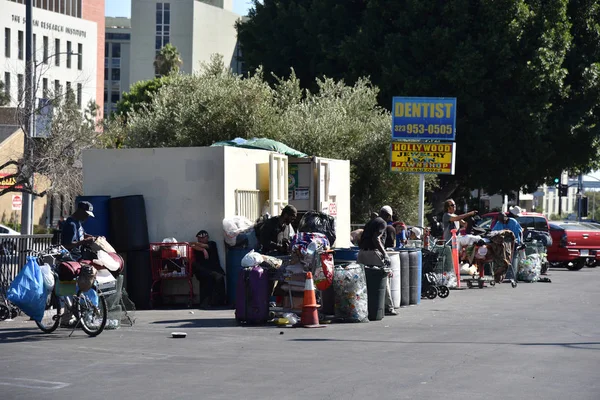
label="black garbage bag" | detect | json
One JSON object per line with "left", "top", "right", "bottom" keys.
{"left": 524, "top": 230, "right": 553, "bottom": 247}
{"left": 297, "top": 211, "right": 336, "bottom": 245}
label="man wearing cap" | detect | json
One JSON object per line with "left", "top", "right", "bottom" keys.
{"left": 61, "top": 201, "right": 96, "bottom": 259}
{"left": 357, "top": 205, "right": 397, "bottom": 316}
{"left": 493, "top": 212, "right": 523, "bottom": 245}
{"left": 191, "top": 230, "right": 226, "bottom": 308}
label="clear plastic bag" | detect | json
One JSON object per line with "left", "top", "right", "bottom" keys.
{"left": 40, "top": 263, "right": 55, "bottom": 291}
{"left": 241, "top": 250, "right": 264, "bottom": 267}
{"left": 223, "top": 216, "right": 254, "bottom": 246}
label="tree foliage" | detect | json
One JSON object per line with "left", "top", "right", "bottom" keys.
{"left": 112, "top": 57, "right": 434, "bottom": 223}
{"left": 237, "top": 0, "right": 600, "bottom": 205}
{"left": 154, "top": 43, "right": 183, "bottom": 77}
{"left": 0, "top": 88, "right": 102, "bottom": 203}
{"left": 0, "top": 80, "right": 9, "bottom": 106}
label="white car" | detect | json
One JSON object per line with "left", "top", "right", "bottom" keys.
{"left": 0, "top": 224, "right": 20, "bottom": 235}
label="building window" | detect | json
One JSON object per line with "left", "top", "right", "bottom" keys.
{"left": 104, "top": 68, "right": 108, "bottom": 80}
{"left": 66, "top": 81, "right": 71, "bottom": 98}
{"left": 54, "top": 79, "right": 60, "bottom": 96}
{"left": 111, "top": 68, "right": 120, "bottom": 81}
{"left": 155, "top": 3, "right": 171, "bottom": 52}
{"left": 4, "top": 28, "right": 10, "bottom": 58}
{"left": 65, "top": 0, "right": 71, "bottom": 16}
{"left": 106, "top": 32, "right": 131, "bottom": 41}
{"left": 111, "top": 91, "right": 120, "bottom": 104}
{"left": 104, "top": 42, "right": 109, "bottom": 58}
{"left": 17, "top": 74, "right": 23, "bottom": 102}
{"left": 77, "top": 83, "right": 82, "bottom": 107}
{"left": 77, "top": 43, "right": 82, "bottom": 70}
{"left": 104, "top": 89, "right": 107, "bottom": 103}
{"left": 43, "top": 36, "right": 48, "bottom": 64}
{"left": 54, "top": 39, "right": 60, "bottom": 66}
{"left": 112, "top": 43, "right": 121, "bottom": 58}
{"left": 33, "top": 34, "right": 37, "bottom": 62}
{"left": 66, "top": 41, "right": 72, "bottom": 68}
{"left": 3, "top": 72, "right": 10, "bottom": 100}
{"left": 18, "top": 30, "right": 23, "bottom": 60}
{"left": 42, "top": 77, "right": 48, "bottom": 98}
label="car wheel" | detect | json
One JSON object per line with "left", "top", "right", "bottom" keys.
{"left": 566, "top": 259, "right": 585, "bottom": 271}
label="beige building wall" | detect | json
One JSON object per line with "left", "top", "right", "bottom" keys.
{"left": 0, "top": 128, "right": 49, "bottom": 227}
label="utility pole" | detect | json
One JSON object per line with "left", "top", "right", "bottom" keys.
{"left": 20, "top": 0, "right": 34, "bottom": 235}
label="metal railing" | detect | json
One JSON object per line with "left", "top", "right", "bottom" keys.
{"left": 0, "top": 234, "right": 54, "bottom": 292}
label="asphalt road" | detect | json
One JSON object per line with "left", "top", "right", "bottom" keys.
{"left": 1, "top": 267, "right": 599, "bottom": 400}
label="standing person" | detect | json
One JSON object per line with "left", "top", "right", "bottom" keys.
{"left": 258, "top": 205, "right": 298, "bottom": 255}
{"left": 394, "top": 222, "right": 408, "bottom": 247}
{"left": 61, "top": 201, "right": 96, "bottom": 259}
{"left": 493, "top": 212, "right": 523, "bottom": 244}
{"left": 357, "top": 205, "right": 397, "bottom": 316}
{"left": 191, "top": 230, "right": 226, "bottom": 308}
{"left": 442, "top": 199, "right": 477, "bottom": 241}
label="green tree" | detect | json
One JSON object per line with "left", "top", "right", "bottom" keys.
{"left": 238, "top": 0, "right": 600, "bottom": 214}
{"left": 115, "top": 74, "right": 174, "bottom": 119}
{"left": 154, "top": 43, "right": 183, "bottom": 77}
{"left": 0, "top": 80, "right": 9, "bottom": 106}
{"left": 111, "top": 58, "right": 434, "bottom": 223}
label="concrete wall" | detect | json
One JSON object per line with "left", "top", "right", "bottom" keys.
{"left": 191, "top": 1, "right": 240, "bottom": 73}
{"left": 83, "top": 146, "right": 226, "bottom": 251}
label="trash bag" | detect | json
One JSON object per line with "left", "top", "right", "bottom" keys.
{"left": 223, "top": 216, "right": 254, "bottom": 247}
{"left": 333, "top": 263, "right": 369, "bottom": 323}
{"left": 40, "top": 263, "right": 55, "bottom": 291}
{"left": 7, "top": 256, "right": 47, "bottom": 322}
{"left": 241, "top": 250, "right": 264, "bottom": 267}
{"left": 297, "top": 211, "right": 336, "bottom": 246}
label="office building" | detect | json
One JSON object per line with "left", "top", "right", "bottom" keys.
{"left": 104, "top": 17, "right": 130, "bottom": 116}
{"left": 1, "top": 0, "right": 105, "bottom": 118}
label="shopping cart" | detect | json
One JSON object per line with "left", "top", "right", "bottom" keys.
{"left": 421, "top": 248, "right": 449, "bottom": 299}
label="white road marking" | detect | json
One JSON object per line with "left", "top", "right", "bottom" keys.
{"left": 0, "top": 378, "right": 70, "bottom": 390}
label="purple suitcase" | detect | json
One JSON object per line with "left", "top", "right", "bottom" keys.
{"left": 235, "top": 265, "right": 269, "bottom": 324}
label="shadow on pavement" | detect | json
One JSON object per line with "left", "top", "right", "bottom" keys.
{"left": 0, "top": 328, "right": 90, "bottom": 343}
{"left": 289, "top": 338, "right": 600, "bottom": 350}
{"left": 151, "top": 318, "right": 240, "bottom": 328}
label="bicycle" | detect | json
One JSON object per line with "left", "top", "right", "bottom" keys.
{"left": 33, "top": 246, "right": 108, "bottom": 337}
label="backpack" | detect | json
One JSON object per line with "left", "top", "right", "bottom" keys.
{"left": 253, "top": 214, "right": 270, "bottom": 243}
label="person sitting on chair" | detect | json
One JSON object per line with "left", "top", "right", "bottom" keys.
{"left": 258, "top": 205, "right": 298, "bottom": 255}
{"left": 61, "top": 201, "right": 96, "bottom": 260}
{"left": 191, "top": 230, "right": 227, "bottom": 308}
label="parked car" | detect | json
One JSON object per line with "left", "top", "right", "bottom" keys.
{"left": 547, "top": 221, "right": 600, "bottom": 270}
{"left": 0, "top": 224, "right": 19, "bottom": 235}
{"left": 477, "top": 211, "right": 550, "bottom": 232}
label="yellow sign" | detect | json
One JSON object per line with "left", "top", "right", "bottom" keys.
{"left": 390, "top": 141, "right": 456, "bottom": 174}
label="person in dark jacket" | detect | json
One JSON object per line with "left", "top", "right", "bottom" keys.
{"left": 61, "top": 201, "right": 96, "bottom": 259}
{"left": 191, "top": 230, "right": 226, "bottom": 308}
{"left": 259, "top": 205, "right": 298, "bottom": 254}
{"left": 357, "top": 205, "right": 397, "bottom": 316}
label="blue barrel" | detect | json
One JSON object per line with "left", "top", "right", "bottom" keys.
{"left": 76, "top": 195, "right": 111, "bottom": 239}
{"left": 334, "top": 247, "right": 360, "bottom": 263}
{"left": 408, "top": 249, "right": 422, "bottom": 305}
{"left": 399, "top": 250, "right": 410, "bottom": 307}
{"left": 226, "top": 248, "right": 251, "bottom": 306}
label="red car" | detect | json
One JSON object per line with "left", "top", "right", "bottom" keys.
{"left": 547, "top": 222, "right": 600, "bottom": 270}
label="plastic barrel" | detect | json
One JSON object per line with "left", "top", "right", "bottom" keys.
{"left": 333, "top": 247, "right": 360, "bottom": 264}
{"left": 76, "top": 195, "right": 111, "bottom": 239}
{"left": 109, "top": 195, "right": 150, "bottom": 252}
{"left": 320, "top": 285, "right": 335, "bottom": 315}
{"left": 125, "top": 249, "right": 152, "bottom": 310}
{"left": 364, "top": 266, "right": 387, "bottom": 321}
{"left": 388, "top": 251, "right": 401, "bottom": 308}
{"left": 409, "top": 249, "right": 422, "bottom": 305}
{"left": 399, "top": 250, "right": 410, "bottom": 307}
{"left": 226, "top": 248, "right": 251, "bottom": 306}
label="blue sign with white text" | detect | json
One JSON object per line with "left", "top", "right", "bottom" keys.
{"left": 392, "top": 97, "right": 457, "bottom": 141}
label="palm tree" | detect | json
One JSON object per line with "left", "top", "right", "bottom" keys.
{"left": 153, "top": 43, "right": 183, "bottom": 77}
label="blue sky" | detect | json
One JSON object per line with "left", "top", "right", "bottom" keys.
{"left": 105, "top": 0, "right": 253, "bottom": 17}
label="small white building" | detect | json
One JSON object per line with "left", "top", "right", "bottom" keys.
{"left": 82, "top": 146, "right": 352, "bottom": 265}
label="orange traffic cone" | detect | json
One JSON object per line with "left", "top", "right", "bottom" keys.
{"left": 296, "top": 272, "right": 325, "bottom": 328}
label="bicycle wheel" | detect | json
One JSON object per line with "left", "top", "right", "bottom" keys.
{"left": 35, "top": 292, "right": 61, "bottom": 333}
{"left": 76, "top": 289, "right": 107, "bottom": 337}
